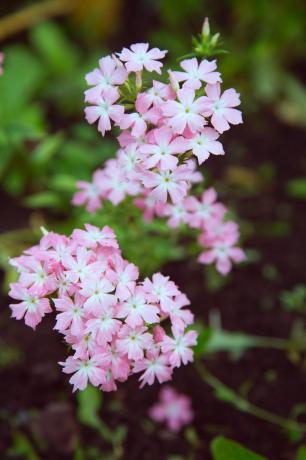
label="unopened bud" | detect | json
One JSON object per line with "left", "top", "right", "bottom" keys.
{"left": 153, "top": 325, "right": 166, "bottom": 342}
{"left": 202, "top": 17, "right": 210, "bottom": 38}
{"left": 211, "top": 32, "right": 220, "bottom": 47}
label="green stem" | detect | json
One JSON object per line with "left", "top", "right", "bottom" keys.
{"left": 195, "top": 360, "right": 306, "bottom": 433}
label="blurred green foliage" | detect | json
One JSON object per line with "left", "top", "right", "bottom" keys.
{"left": 211, "top": 436, "right": 266, "bottom": 460}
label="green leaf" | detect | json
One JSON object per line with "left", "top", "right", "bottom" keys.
{"left": 30, "top": 134, "right": 64, "bottom": 172}
{"left": 211, "top": 436, "right": 267, "bottom": 460}
{"left": 0, "top": 46, "right": 44, "bottom": 121}
{"left": 7, "top": 431, "right": 40, "bottom": 460}
{"left": 296, "top": 446, "right": 306, "bottom": 460}
{"left": 286, "top": 178, "right": 306, "bottom": 199}
{"left": 77, "top": 385, "right": 103, "bottom": 431}
{"left": 24, "top": 191, "right": 62, "bottom": 208}
{"left": 193, "top": 323, "right": 213, "bottom": 358}
{"left": 30, "top": 22, "right": 79, "bottom": 74}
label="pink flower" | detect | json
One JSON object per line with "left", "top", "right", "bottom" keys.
{"left": 162, "top": 88, "right": 207, "bottom": 134}
{"left": 149, "top": 386, "right": 193, "bottom": 432}
{"left": 119, "top": 93, "right": 161, "bottom": 137}
{"left": 162, "top": 328, "right": 197, "bottom": 368}
{"left": 162, "top": 201, "right": 190, "bottom": 228}
{"left": 163, "top": 293, "right": 193, "bottom": 332}
{"left": 117, "top": 285, "right": 160, "bottom": 328}
{"left": 98, "top": 159, "right": 140, "bottom": 205}
{"left": 62, "top": 247, "right": 93, "bottom": 283}
{"left": 108, "top": 254, "right": 139, "bottom": 301}
{"left": 9, "top": 284, "right": 51, "bottom": 329}
{"left": 54, "top": 293, "right": 86, "bottom": 336}
{"left": 18, "top": 258, "right": 58, "bottom": 296}
{"left": 185, "top": 187, "right": 226, "bottom": 229}
{"left": 85, "top": 55, "right": 127, "bottom": 102}
{"left": 72, "top": 224, "right": 118, "bottom": 249}
{"left": 72, "top": 169, "right": 105, "bottom": 213}
{"left": 140, "top": 127, "right": 188, "bottom": 170}
{"left": 80, "top": 275, "right": 116, "bottom": 315}
{"left": 203, "top": 83, "right": 242, "bottom": 133}
{"left": 145, "top": 80, "right": 175, "bottom": 107}
{"left": 118, "top": 43, "right": 167, "bottom": 74}
{"left": 116, "top": 325, "right": 153, "bottom": 360}
{"left": 198, "top": 234, "right": 246, "bottom": 275}
{"left": 134, "top": 348, "right": 172, "bottom": 387}
{"left": 141, "top": 165, "right": 190, "bottom": 204}
{"left": 99, "top": 344, "right": 130, "bottom": 381}
{"left": 143, "top": 273, "right": 180, "bottom": 311}
{"left": 172, "top": 57, "right": 221, "bottom": 90}
{"left": 85, "top": 305, "right": 121, "bottom": 346}
{"left": 60, "top": 355, "right": 107, "bottom": 392}
{"left": 85, "top": 87, "right": 124, "bottom": 135}
{"left": 187, "top": 127, "right": 224, "bottom": 164}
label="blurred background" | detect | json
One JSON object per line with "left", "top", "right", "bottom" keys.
{"left": 0, "top": 1, "right": 305, "bottom": 459}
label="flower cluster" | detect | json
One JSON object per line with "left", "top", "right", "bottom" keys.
{"left": 8, "top": 225, "right": 197, "bottom": 392}
{"left": 73, "top": 42, "right": 245, "bottom": 274}
{"left": 149, "top": 386, "right": 193, "bottom": 432}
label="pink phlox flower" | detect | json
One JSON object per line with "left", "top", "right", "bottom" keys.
{"left": 118, "top": 43, "right": 167, "bottom": 74}
{"left": 117, "top": 144, "right": 143, "bottom": 178}
{"left": 198, "top": 231, "right": 246, "bottom": 275}
{"left": 162, "top": 328, "right": 197, "bottom": 368}
{"left": 162, "top": 200, "right": 190, "bottom": 228}
{"left": 72, "top": 169, "right": 106, "bottom": 213}
{"left": 198, "top": 219, "right": 239, "bottom": 246}
{"left": 99, "top": 159, "right": 140, "bottom": 204}
{"left": 117, "top": 285, "right": 160, "bottom": 328}
{"left": 9, "top": 283, "right": 51, "bottom": 329}
{"left": 85, "top": 55, "right": 127, "bottom": 102}
{"left": 141, "top": 164, "right": 191, "bottom": 204}
{"left": 108, "top": 254, "right": 139, "bottom": 301}
{"left": 145, "top": 80, "right": 175, "bottom": 107}
{"left": 60, "top": 355, "right": 107, "bottom": 392}
{"left": 70, "top": 332, "right": 98, "bottom": 359}
{"left": 72, "top": 224, "right": 118, "bottom": 250}
{"left": 117, "top": 129, "right": 147, "bottom": 148}
{"left": 85, "top": 87, "right": 124, "bottom": 136}
{"left": 116, "top": 325, "right": 153, "bottom": 360}
{"left": 202, "top": 83, "right": 242, "bottom": 133}
{"left": 149, "top": 386, "right": 193, "bottom": 432}
{"left": 143, "top": 273, "right": 180, "bottom": 311}
{"left": 172, "top": 57, "right": 221, "bottom": 90}
{"left": 162, "top": 87, "right": 207, "bottom": 134}
{"left": 134, "top": 348, "right": 172, "bottom": 387}
{"left": 99, "top": 344, "right": 131, "bottom": 381}
{"left": 18, "top": 258, "right": 58, "bottom": 296}
{"left": 185, "top": 187, "right": 227, "bottom": 229}
{"left": 186, "top": 127, "right": 224, "bottom": 164}
{"left": 119, "top": 93, "right": 161, "bottom": 137}
{"left": 164, "top": 294, "right": 193, "bottom": 332}
{"left": 134, "top": 191, "right": 166, "bottom": 222}
{"left": 139, "top": 126, "right": 189, "bottom": 170}
{"left": 85, "top": 304, "right": 121, "bottom": 346}
{"left": 54, "top": 292, "right": 86, "bottom": 336}
{"left": 80, "top": 275, "right": 116, "bottom": 315}
{"left": 62, "top": 247, "right": 94, "bottom": 283}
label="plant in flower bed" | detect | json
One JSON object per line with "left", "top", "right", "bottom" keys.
{"left": 6, "top": 17, "right": 306, "bottom": 460}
